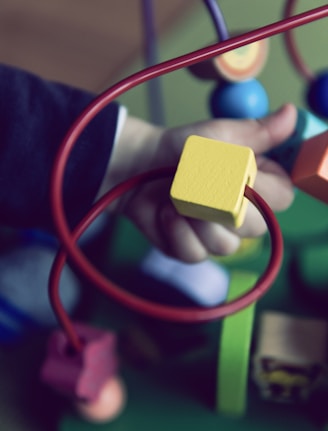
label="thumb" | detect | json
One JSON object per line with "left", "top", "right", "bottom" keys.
{"left": 160, "top": 104, "right": 298, "bottom": 162}
{"left": 250, "top": 103, "right": 298, "bottom": 154}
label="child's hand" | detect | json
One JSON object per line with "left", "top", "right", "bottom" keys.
{"left": 103, "top": 104, "right": 297, "bottom": 263}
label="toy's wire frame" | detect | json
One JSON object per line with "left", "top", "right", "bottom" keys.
{"left": 284, "top": 0, "right": 316, "bottom": 81}
{"left": 49, "top": 4, "right": 328, "bottom": 352}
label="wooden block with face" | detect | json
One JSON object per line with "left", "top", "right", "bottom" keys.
{"left": 252, "top": 311, "right": 328, "bottom": 403}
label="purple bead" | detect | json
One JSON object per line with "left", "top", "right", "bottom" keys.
{"left": 307, "top": 71, "right": 328, "bottom": 118}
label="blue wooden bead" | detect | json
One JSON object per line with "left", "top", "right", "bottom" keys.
{"left": 209, "top": 79, "right": 269, "bottom": 119}
{"left": 306, "top": 71, "right": 328, "bottom": 118}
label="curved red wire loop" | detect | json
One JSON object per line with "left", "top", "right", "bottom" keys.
{"left": 49, "top": 168, "right": 283, "bottom": 352}
{"left": 49, "top": 5, "right": 328, "bottom": 351}
{"left": 283, "top": 0, "right": 315, "bottom": 81}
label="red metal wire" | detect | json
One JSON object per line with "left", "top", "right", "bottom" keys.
{"left": 49, "top": 4, "right": 328, "bottom": 351}
{"left": 283, "top": 0, "right": 315, "bottom": 81}
{"left": 49, "top": 168, "right": 283, "bottom": 352}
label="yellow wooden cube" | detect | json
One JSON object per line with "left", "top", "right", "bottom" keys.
{"left": 170, "top": 135, "right": 257, "bottom": 228}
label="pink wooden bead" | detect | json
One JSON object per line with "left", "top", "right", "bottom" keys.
{"left": 40, "top": 322, "right": 118, "bottom": 402}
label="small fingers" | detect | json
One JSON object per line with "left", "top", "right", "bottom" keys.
{"left": 231, "top": 203, "right": 267, "bottom": 238}
{"left": 158, "top": 203, "right": 241, "bottom": 262}
{"left": 188, "top": 217, "right": 241, "bottom": 256}
{"left": 158, "top": 204, "right": 208, "bottom": 262}
{"left": 255, "top": 158, "right": 295, "bottom": 211}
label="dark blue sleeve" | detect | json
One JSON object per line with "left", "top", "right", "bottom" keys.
{"left": 0, "top": 63, "right": 120, "bottom": 231}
